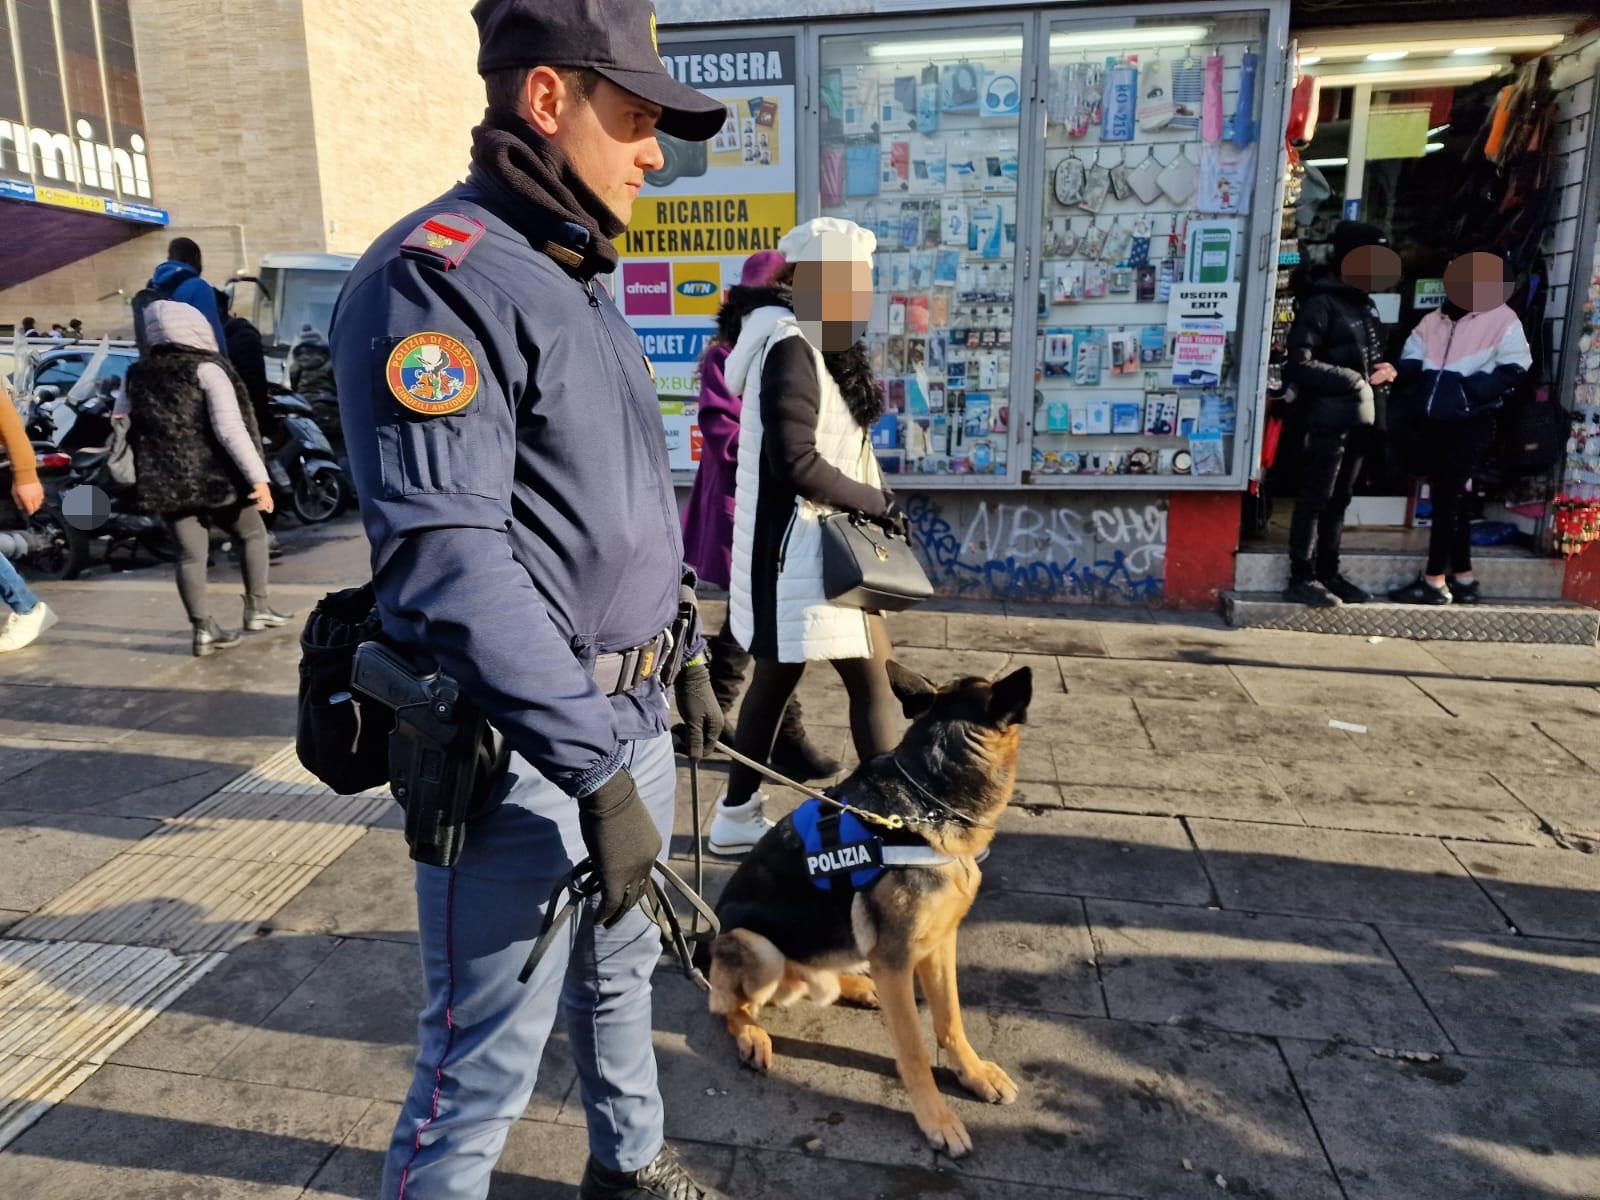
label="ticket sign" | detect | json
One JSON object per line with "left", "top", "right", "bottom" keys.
{"left": 1167, "top": 282, "right": 1241, "bottom": 331}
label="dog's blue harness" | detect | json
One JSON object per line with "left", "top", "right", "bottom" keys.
{"left": 792, "top": 797, "right": 955, "bottom": 892}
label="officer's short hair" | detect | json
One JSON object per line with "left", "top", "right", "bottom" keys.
{"left": 485, "top": 66, "right": 602, "bottom": 116}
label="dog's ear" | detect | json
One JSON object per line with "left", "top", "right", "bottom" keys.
{"left": 988, "top": 666, "right": 1033, "bottom": 727}
{"left": 887, "top": 660, "right": 939, "bottom": 719}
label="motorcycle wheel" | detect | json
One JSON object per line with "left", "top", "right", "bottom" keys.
{"left": 26, "top": 505, "right": 91, "bottom": 581}
{"left": 292, "top": 465, "right": 346, "bottom": 525}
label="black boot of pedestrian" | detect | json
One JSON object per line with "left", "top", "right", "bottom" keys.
{"left": 1282, "top": 578, "right": 1340, "bottom": 608}
{"left": 579, "top": 1147, "right": 719, "bottom": 1200}
{"left": 768, "top": 699, "right": 842, "bottom": 781}
{"left": 1447, "top": 576, "right": 1482, "bottom": 605}
{"left": 1388, "top": 575, "right": 1452, "bottom": 606}
{"left": 192, "top": 617, "right": 242, "bottom": 658}
{"left": 1318, "top": 572, "right": 1371, "bottom": 604}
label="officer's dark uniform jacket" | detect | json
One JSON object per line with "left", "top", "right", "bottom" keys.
{"left": 331, "top": 163, "right": 683, "bottom": 797}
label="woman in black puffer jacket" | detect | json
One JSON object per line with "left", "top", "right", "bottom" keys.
{"left": 1281, "top": 221, "right": 1397, "bottom": 608}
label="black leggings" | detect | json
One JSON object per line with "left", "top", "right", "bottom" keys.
{"left": 1287, "top": 426, "right": 1365, "bottom": 583}
{"left": 724, "top": 612, "right": 901, "bottom": 807}
{"left": 1422, "top": 414, "right": 1495, "bottom": 578}
{"left": 168, "top": 500, "right": 269, "bottom": 625}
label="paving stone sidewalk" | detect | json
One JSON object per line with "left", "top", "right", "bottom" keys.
{"left": 1, "top": 518, "right": 1598, "bottom": 1198}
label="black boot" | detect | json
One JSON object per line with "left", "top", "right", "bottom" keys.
{"left": 579, "top": 1147, "right": 720, "bottom": 1200}
{"left": 192, "top": 617, "right": 242, "bottom": 658}
{"left": 767, "top": 698, "right": 841, "bottom": 782}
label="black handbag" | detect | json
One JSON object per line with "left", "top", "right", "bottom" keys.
{"left": 820, "top": 510, "right": 933, "bottom": 612}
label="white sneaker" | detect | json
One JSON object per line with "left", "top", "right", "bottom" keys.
{"left": 708, "top": 791, "right": 774, "bottom": 856}
{"left": 0, "top": 602, "right": 57, "bottom": 652}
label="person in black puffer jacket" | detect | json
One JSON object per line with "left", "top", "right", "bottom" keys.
{"left": 1281, "top": 221, "right": 1398, "bottom": 607}
{"left": 122, "top": 300, "right": 293, "bottom": 656}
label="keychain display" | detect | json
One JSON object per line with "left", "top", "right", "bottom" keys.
{"left": 1054, "top": 153, "right": 1087, "bottom": 206}
{"left": 1080, "top": 158, "right": 1112, "bottom": 212}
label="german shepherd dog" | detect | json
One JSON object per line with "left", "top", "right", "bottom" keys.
{"left": 704, "top": 662, "right": 1032, "bottom": 1157}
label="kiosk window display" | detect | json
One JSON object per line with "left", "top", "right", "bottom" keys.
{"left": 1031, "top": 12, "right": 1271, "bottom": 483}
{"left": 818, "top": 24, "right": 1029, "bottom": 480}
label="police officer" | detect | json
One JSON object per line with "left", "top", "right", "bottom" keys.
{"left": 330, "top": 3, "right": 728, "bottom": 1196}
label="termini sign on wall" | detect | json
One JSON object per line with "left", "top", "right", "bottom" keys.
{"left": 0, "top": 0, "right": 167, "bottom": 225}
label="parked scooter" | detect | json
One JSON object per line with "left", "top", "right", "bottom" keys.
{"left": 264, "top": 387, "right": 349, "bottom": 524}
{"left": 25, "top": 379, "right": 178, "bottom": 572}
{"left": 0, "top": 436, "right": 84, "bottom": 580}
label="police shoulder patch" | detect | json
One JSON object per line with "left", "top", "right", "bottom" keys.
{"left": 385, "top": 332, "right": 480, "bottom": 416}
{"left": 399, "top": 213, "right": 486, "bottom": 271}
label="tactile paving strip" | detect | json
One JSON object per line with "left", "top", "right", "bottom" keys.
{"left": 0, "top": 941, "right": 222, "bottom": 1148}
{"left": 125, "top": 790, "right": 390, "bottom": 867}
{"left": 1224, "top": 593, "right": 1600, "bottom": 646}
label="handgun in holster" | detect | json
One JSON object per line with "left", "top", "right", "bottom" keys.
{"left": 350, "top": 640, "right": 507, "bottom": 868}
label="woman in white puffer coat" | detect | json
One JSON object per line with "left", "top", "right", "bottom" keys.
{"left": 710, "top": 218, "right": 905, "bottom": 855}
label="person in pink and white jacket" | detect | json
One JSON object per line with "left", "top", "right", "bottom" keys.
{"left": 1389, "top": 252, "right": 1531, "bottom": 606}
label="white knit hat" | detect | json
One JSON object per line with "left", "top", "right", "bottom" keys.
{"left": 777, "top": 217, "right": 876, "bottom": 266}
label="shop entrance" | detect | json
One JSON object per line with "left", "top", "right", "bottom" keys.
{"left": 1248, "top": 18, "right": 1577, "bottom": 590}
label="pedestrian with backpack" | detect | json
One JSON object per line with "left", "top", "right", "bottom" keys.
{"left": 142, "top": 237, "right": 229, "bottom": 357}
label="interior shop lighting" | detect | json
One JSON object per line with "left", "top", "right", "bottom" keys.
{"left": 1427, "top": 123, "right": 1451, "bottom": 136}
{"left": 1305, "top": 157, "right": 1350, "bottom": 168}
{"left": 1366, "top": 51, "right": 1409, "bottom": 62}
{"left": 1425, "top": 142, "right": 1445, "bottom": 153}
{"left": 1297, "top": 31, "right": 1569, "bottom": 62}
{"left": 864, "top": 25, "right": 1209, "bottom": 59}
{"left": 1299, "top": 54, "right": 1323, "bottom": 66}
{"left": 1307, "top": 64, "right": 1506, "bottom": 88}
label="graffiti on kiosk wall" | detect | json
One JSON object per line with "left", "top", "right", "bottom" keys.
{"left": 905, "top": 494, "right": 1167, "bottom": 603}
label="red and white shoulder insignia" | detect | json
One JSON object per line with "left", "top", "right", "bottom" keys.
{"left": 399, "top": 213, "right": 486, "bottom": 270}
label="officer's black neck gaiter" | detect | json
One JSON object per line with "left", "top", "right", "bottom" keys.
{"left": 470, "top": 108, "right": 624, "bottom": 274}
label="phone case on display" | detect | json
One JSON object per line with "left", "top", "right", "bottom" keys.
{"left": 1054, "top": 155, "right": 1087, "bottom": 207}
{"left": 1109, "top": 158, "right": 1132, "bottom": 202}
{"left": 1127, "top": 150, "right": 1165, "bottom": 204}
{"left": 846, "top": 145, "right": 880, "bottom": 197}
{"left": 1138, "top": 57, "right": 1175, "bottom": 132}
{"left": 1201, "top": 55, "right": 1225, "bottom": 144}
{"left": 1137, "top": 264, "right": 1158, "bottom": 301}
{"left": 1157, "top": 148, "right": 1198, "bottom": 205}
{"left": 1109, "top": 266, "right": 1133, "bottom": 293}
{"left": 1080, "top": 222, "right": 1110, "bottom": 261}
{"left": 1102, "top": 222, "right": 1134, "bottom": 264}
{"left": 1080, "top": 163, "right": 1112, "bottom": 212}
{"left": 917, "top": 82, "right": 941, "bottom": 133}
{"left": 941, "top": 198, "right": 968, "bottom": 247}
{"left": 821, "top": 147, "right": 846, "bottom": 207}
{"left": 1227, "top": 51, "right": 1259, "bottom": 146}
{"left": 1128, "top": 236, "right": 1151, "bottom": 267}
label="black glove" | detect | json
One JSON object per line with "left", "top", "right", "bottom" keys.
{"left": 576, "top": 770, "right": 661, "bottom": 927}
{"left": 876, "top": 502, "right": 911, "bottom": 541}
{"left": 672, "top": 658, "right": 723, "bottom": 760}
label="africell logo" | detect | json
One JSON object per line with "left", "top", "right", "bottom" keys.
{"left": 622, "top": 262, "right": 672, "bottom": 316}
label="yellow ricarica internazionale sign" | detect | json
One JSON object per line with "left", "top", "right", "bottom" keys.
{"left": 620, "top": 193, "right": 795, "bottom": 259}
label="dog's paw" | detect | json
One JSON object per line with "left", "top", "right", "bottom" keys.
{"left": 836, "top": 976, "right": 880, "bottom": 1009}
{"left": 736, "top": 1025, "right": 773, "bottom": 1072}
{"left": 917, "top": 1105, "right": 973, "bottom": 1158}
{"left": 959, "top": 1059, "right": 1019, "bottom": 1105}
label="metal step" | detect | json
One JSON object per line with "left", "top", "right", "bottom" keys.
{"left": 1222, "top": 592, "right": 1600, "bottom": 645}
{"left": 1234, "top": 549, "right": 1566, "bottom": 600}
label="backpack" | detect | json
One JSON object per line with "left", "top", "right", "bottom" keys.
{"left": 296, "top": 582, "right": 393, "bottom": 796}
{"left": 130, "top": 272, "right": 183, "bottom": 355}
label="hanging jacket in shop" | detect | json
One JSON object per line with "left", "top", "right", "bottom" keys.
{"left": 1396, "top": 302, "right": 1531, "bottom": 423}
{"left": 1284, "top": 272, "right": 1386, "bottom": 432}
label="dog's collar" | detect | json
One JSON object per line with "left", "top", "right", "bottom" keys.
{"left": 892, "top": 756, "right": 996, "bottom": 830}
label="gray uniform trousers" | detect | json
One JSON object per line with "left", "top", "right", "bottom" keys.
{"left": 381, "top": 731, "right": 675, "bottom": 1198}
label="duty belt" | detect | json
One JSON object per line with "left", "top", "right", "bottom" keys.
{"left": 591, "top": 628, "right": 674, "bottom": 697}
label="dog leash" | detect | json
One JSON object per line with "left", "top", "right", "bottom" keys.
{"left": 711, "top": 742, "right": 908, "bottom": 832}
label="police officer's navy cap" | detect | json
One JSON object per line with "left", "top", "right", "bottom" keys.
{"left": 473, "top": 0, "right": 725, "bottom": 143}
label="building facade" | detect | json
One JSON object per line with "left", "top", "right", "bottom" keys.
{"left": 1, "top": 0, "right": 483, "bottom": 334}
